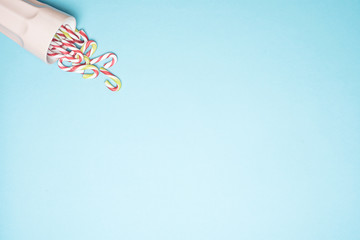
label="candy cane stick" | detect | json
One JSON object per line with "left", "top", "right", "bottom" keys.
{"left": 59, "top": 25, "right": 83, "bottom": 44}
{"left": 80, "top": 40, "right": 97, "bottom": 57}
{"left": 49, "top": 45, "right": 71, "bottom": 56}
{"left": 48, "top": 49, "right": 81, "bottom": 64}
{"left": 55, "top": 32, "right": 75, "bottom": 44}
{"left": 90, "top": 53, "right": 117, "bottom": 68}
{"left": 57, "top": 26, "right": 89, "bottom": 48}
{"left": 58, "top": 58, "right": 85, "bottom": 74}
{"left": 54, "top": 34, "right": 77, "bottom": 46}
{"left": 100, "top": 67, "right": 121, "bottom": 91}
{"left": 58, "top": 59, "right": 99, "bottom": 79}
{"left": 47, "top": 50, "right": 65, "bottom": 59}
{"left": 51, "top": 38, "right": 86, "bottom": 63}
{"left": 77, "top": 29, "right": 89, "bottom": 43}
{"left": 47, "top": 24, "right": 122, "bottom": 91}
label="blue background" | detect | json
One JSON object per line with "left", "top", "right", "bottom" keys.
{"left": 1, "top": 0, "right": 360, "bottom": 239}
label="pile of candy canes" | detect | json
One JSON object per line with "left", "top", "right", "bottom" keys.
{"left": 47, "top": 25, "right": 121, "bottom": 92}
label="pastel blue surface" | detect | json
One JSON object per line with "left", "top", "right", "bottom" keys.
{"left": 1, "top": 0, "right": 360, "bottom": 239}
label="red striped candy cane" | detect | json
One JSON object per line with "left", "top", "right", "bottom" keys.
{"left": 59, "top": 25, "right": 83, "bottom": 44}
{"left": 80, "top": 40, "right": 97, "bottom": 57}
{"left": 47, "top": 24, "right": 122, "bottom": 92}
{"left": 100, "top": 67, "right": 121, "bottom": 91}
{"left": 58, "top": 59, "right": 99, "bottom": 79}
{"left": 90, "top": 52, "right": 117, "bottom": 69}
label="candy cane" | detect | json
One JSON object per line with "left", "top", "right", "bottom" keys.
{"left": 100, "top": 67, "right": 121, "bottom": 92}
{"left": 49, "top": 39, "right": 84, "bottom": 64}
{"left": 59, "top": 25, "right": 83, "bottom": 44}
{"left": 49, "top": 45, "right": 71, "bottom": 56}
{"left": 58, "top": 59, "right": 99, "bottom": 79}
{"left": 77, "top": 29, "right": 89, "bottom": 43}
{"left": 90, "top": 53, "right": 117, "bottom": 68}
{"left": 47, "top": 24, "right": 122, "bottom": 91}
{"left": 54, "top": 35, "right": 76, "bottom": 46}
{"left": 80, "top": 40, "right": 97, "bottom": 57}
